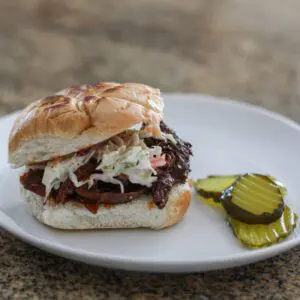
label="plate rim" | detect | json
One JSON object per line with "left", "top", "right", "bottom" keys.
{"left": 1, "top": 94, "right": 300, "bottom": 272}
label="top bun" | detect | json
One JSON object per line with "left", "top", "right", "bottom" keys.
{"left": 9, "top": 82, "right": 164, "bottom": 167}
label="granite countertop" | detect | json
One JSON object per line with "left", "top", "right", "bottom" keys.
{"left": 1, "top": 0, "right": 300, "bottom": 299}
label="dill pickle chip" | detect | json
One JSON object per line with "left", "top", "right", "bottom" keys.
{"left": 197, "top": 195, "right": 225, "bottom": 211}
{"left": 221, "top": 174, "right": 284, "bottom": 224}
{"left": 194, "top": 175, "right": 239, "bottom": 202}
{"left": 267, "top": 176, "right": 288, "bottom": 196}
{"left": 228, "top": 206, "right": 298, "bottom": 249}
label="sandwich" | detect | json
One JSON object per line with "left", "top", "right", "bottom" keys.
{"left": 8, "top": 82, "right": 192, "bottom": 230}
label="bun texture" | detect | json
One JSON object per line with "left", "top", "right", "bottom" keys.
{"left": 9, "top": 82, "right": 164, "bottom": 167}
{"left": 21, "top": 182, "right": 191, "bottom": 230}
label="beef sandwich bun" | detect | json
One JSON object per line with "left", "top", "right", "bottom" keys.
{"left": 8, "top": 82, "right": 192, "bottom": 230}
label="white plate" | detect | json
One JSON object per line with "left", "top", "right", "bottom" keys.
{"left": 0, "top": 94, "right": 300, "bottom": 273}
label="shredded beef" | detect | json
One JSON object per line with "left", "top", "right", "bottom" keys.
{"left": 20, "top": 169, "right": 46, "bottom": 197}
{"left": 76, "top": 185, "right": 148, "bottom": 204}
{"left": 144, "top": 121, "right": 192, "bottom": 208}
{"left": 75, "top": 158, "right": 98, "bottom": 181}
{"left": 151, "top": 173, "right": 174, "bottom": 208}
{"left": 55, "top": 178, "right": 74, "bottom": 204}
{"left": 20, "top": 122, "right": 192, "bottom": 212}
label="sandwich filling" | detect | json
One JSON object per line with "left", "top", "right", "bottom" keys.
{"left": 20, "top": 122, "right": 192, "bottom": 214}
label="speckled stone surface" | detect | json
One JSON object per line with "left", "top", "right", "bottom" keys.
{"left": 1, "top": 0, "right": 300, "bottom": 299}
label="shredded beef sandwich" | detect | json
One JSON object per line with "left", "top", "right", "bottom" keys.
{"left": 9, "top": 82, "right": 192, "bottom": 230}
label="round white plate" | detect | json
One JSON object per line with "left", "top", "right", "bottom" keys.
{"left": 0, "top": 94, "right": 300, "bottom": 273}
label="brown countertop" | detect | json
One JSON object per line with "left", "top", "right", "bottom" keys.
{"left": 1, "top": 0, "right": 300, "bottom": 299}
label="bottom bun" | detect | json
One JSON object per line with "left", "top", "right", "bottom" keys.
{"left": 21, "top": 182, "right": 191, "bottom": 230}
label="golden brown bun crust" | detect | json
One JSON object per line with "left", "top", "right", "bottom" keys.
{"left": 9, "top": 82, "right": 164, "bottom": 167}
{"left": 158, "top": 189, "right": 191, "bottom": 229}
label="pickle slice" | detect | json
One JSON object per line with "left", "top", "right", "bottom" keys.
{"left": 267, "top": 176, "right": 288, "bottom": 196}
{"left": 197, "top": 195, "right": 225, "bottom": 211}
{"left": 194, "top": 175, "right": 239, "bottom": 202}
{"left": 194, "top": 174, "right": 287, "bottom": 201}
{"left": 221, "top": 174, "right": 284, "bottom": 224}
{"left": 228, "top": 206, "right": 298, "bottom": 248}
